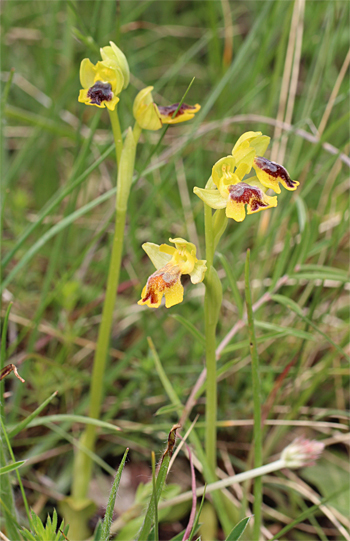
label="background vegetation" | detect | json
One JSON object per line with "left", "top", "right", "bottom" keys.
{"left": 1, "top": 0, "right": 349, "bottom": 539}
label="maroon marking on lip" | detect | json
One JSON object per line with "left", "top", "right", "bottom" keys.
{"left": 228, "top": 182, "right": 268, "bottom": 210}
{"left": 142, "top": 265, "right": 180, "bottom": 305}
{"left": 158, "top": 103, "right": 196, "bottom": 119}
{"left": 254, "top": 156, "right": 297, "bottom": 189}
{"left": 87, "top": 81, "right": 113, "bottom": 105}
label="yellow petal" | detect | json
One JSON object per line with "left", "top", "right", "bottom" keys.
{"left": 105, "top": 96, "right": 120, "bottom": 111}
{"left": 164, "top": 279, "right": 184, "bottom": 308}
{"left": 80, "top": 58, "right": 96, "bottom": 88}
{"left": 231, "top": 131, "right": 262, "bottom": 154}
{"left": 226, "top": 198, "right": 246, "bottom": 222}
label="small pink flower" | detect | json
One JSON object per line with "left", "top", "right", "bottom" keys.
{"left": 281, "top": 437, "right": 325, "bottom": 468}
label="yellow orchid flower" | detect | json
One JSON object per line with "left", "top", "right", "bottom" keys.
{"left": 78, "top": 58, "right": 124, "bottom": 110}
{"left": 194, "top": 131, "right": 299, "bottom": 222}
{"left": 138, "top": 238, "right": 207, "bottom": 308}
{"left": 133, "top": 86, "right": 201, "bottom": 131}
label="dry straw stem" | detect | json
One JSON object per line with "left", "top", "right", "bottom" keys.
{"left": 271, "top": 0, "right": 303, "bottom": 162}
{"left": 318, "top": 47, "right": 350, "bottom": 137}
{"left": 266, "top": 474, "right": 350, "bottom": 540}
{"left": 277, "top": 0, "right": 305, "bottom": 164}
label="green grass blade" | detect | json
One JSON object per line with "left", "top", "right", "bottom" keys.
{"left": 100, "top": 448, "right": 129, "bottom": 541}
{"left": 271, "top": 294, "right": 349, "bottom": 360}
{"left": 138, "top": 440, "right": 173, "bottom": 540}
{"left": 225, "top": 516, "right": 251, "bottom": 541}
{"left": 217, "top": 252, "right": 244, "bottom": 318}
{"left": 0, "top": 460, "right": 25, "bottom": 475}
{"left": 8, "top": 413, "right": 121, "bottom": 434}
{"left": 171, "top": 315, "right": 205, "bottom": 347}
{"left": 8, "top": 391, "right": 58, "bottom": 438}
{"left": 2, "top": 143, "right": 114, "bottom": 270}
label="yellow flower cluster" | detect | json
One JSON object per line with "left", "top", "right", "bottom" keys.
{"left": 194, "top": 131, "right": 299, "bottom": 222}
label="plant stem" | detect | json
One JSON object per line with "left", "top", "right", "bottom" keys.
{"left": 108, "top": 106, "right": 123, "bottom": 166}
{"left": 245, "top": 249, "right": 263, "bottom": 540}
{"left": 72, "top": 124, "right": 139, "bottom": 502}
{"left": 203, "top": 203, "right": 222, "bottom": 475}
{"left": 204, "top": 289, "right": 217, "bottom": 474}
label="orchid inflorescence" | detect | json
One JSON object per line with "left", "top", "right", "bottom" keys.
{"left": 140, "top": 131, "right": 299, "bottom": 308}
{"left": 194, "top": 131, "right": 299, "bottom": 223}
{"left": 78, "top": 41, "right": 201, "bottom": 129}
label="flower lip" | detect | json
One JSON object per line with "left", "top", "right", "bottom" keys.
{"left": 87, "top": 81, "right": 113, "bottom": 106}
{"left": 158, "top": 103, "right": 199, "bottom": 119}
{"left": 228, "top": 182, "right": 269, "bottom": 211}
{"left": 139, "top": 262, "right": 183, "bottom": 308}
{"left": 254, "top": 156, "right": 298, "bottom": 190}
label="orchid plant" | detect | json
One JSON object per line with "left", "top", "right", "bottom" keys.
{"left": 61, "top": 39, "right": 323, "bottom": 541}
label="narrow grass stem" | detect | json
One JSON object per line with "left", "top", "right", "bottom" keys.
{"left": 71, "top": 127, "right": 138, "bottom": 503}
{"left": 245, "top": 249, "right": 263, "bottom": 540}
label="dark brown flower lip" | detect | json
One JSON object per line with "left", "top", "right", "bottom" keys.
{"left": 228, "top": 182, "right": 268, "bottom": 211}
{"left": 87, "top": 81, "right": 113, "bottom": 105}
{"left": 158, "top": 103, "right": 197, "bottom": 118}
{"left": 254, "top": 156, "right": 297, "bottom": 189}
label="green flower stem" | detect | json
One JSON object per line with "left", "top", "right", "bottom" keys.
{"left": 203, "top": 203, "right": 223, "bottom": 475}
{"left": 72, "top": 125, "right": 140, "bottom": 502}
{"left": 108, "top": 106, "right": 123, "bottom": 166}
{"left": 245, "top": 249, "right": 263, "bottom": 540}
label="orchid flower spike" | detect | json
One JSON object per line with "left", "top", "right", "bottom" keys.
{"left": 194, "top": 131, "right": 299, "bottom": 222}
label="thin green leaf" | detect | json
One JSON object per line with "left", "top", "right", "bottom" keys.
{"left": 100, "top": 449, "right": 129, "bottom": 540}
{"left": 271, "top": 294, "right": 350, "bottom": 360}
{"left": 225, "top": 516, "right": 251, "bottom": 541}
{"left": 8, "top": 391, "right": 58, "bottom": 438}
{"left": 254, "top": 320, "right": 315, "bottom": 341}
{"left": 155, "top": 404, "right": 184, "bottom": 417}
{"left": 137, "top": 452, "right": 171, "bottom": 541}
{"left": 0, "top": 460, "right": 25, "bottom": 475}
{"left": 8, "top": 414, "right": 120, "bottom": 434}
{"left": 217, "top": 252, "right": 244, "bottom": 318}
{"left": 147, "top": 337, "right": 182, "bottom": 409}
{"left": 171, "top": 315, "right": 205, "bottom": 347}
